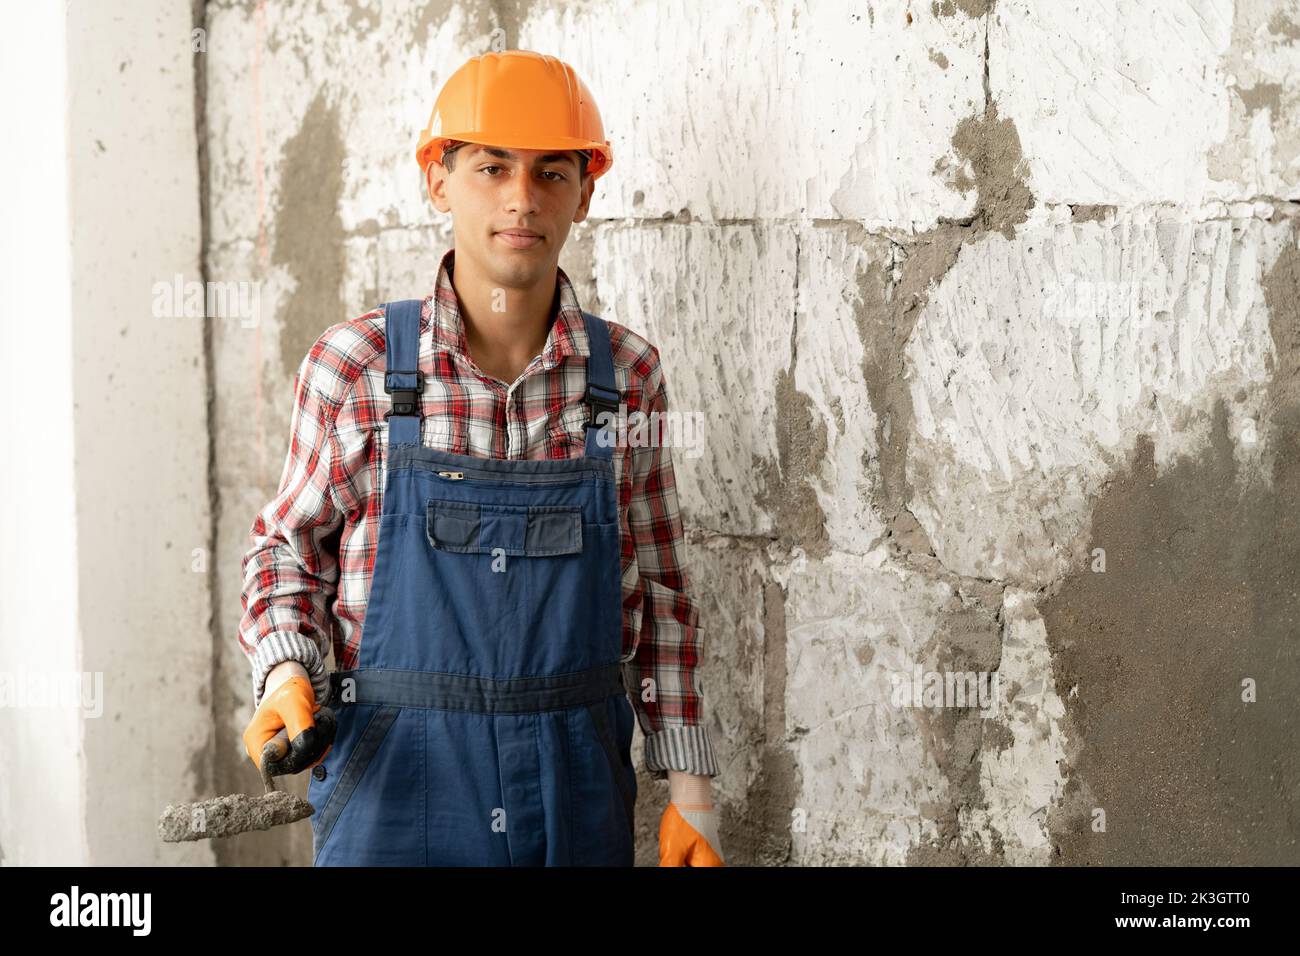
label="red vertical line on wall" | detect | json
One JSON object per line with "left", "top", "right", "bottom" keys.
{"left": 252, "top": 0, "right": 268, "bottom": 489}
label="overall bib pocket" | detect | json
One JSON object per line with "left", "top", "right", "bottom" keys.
{"left": 426, "top": 500, "right": 583, "bottom": 557}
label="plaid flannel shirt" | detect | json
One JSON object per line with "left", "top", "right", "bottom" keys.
{"left": 238, "top": 247, "right": 718, "bottom": 780}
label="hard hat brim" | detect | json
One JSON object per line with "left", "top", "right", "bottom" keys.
{"left": 418, "top": 132, "right": 611, "bottom": 178}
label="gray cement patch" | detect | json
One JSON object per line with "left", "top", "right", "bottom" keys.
{"left": 1042, "top": 349, "right": 1300, "bottom": 863}
{"left": 271, "top": 92, "right": 347, "bottom": 383}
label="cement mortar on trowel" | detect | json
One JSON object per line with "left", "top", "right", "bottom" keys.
{"left": 158, "top": 791, "right": 314, "bottom": 842}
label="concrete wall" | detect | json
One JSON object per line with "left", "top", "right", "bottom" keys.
{"left": 3, "top": 0, "right": 1294, "bottom": 865}
{"left": 199, "top": 0, "right": 1300, "bottom": 866}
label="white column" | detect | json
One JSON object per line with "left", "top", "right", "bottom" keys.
{"left": 0, "top": 0, "right": 209, "bottom": 865}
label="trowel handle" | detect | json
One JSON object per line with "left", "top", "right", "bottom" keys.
{"left": 260, "top": 705, "right": 338, "bottom": 779}
{"left": 261, "top": 728, "right": 292, "bottom": 766}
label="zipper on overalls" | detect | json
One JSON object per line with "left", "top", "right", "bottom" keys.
{"left": 431, "top": 464, "right": 592, "bottom": 484}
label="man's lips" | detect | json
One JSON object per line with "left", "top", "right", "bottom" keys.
{"left": 496, "top": 230, "right": 543, "bottom": 249}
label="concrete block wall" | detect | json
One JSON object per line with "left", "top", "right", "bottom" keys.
{"left": 171, "top": 0, "right": 1300, "bottom": 864}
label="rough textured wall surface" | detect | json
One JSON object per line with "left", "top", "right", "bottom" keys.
{"left": 204, "top": 0, "right": 1300, "bottom": 865}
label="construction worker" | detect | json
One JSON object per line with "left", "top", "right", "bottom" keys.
{"left": 238, "top": 50, "right": 723, "bottom": 866}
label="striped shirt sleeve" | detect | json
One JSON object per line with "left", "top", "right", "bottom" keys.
{"left": 237, "top": 349, "right": 343, "bottom": 711}
{"left": 622, "top": 360, "right": 720, "bottom": 780}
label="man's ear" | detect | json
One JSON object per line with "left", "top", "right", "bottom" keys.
{"left": 572, "top": 173, "right": 596, "bottom": 224}
{"left": 426, "top": 161, "right": 451, "bottom": 213}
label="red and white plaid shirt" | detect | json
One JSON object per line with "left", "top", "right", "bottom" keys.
{"left": 238, "top": 247, "right": 717, "bottom": 779}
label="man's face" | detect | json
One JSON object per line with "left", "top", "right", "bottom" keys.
{"left": 425, "top": 143, "right": 595, "bottom": 292}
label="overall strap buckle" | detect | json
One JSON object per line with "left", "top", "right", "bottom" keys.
{"left": 584, "top": 381, "right": 620, "bottom": 431}
{"left": 384, "top": 369, "right": 426, "bottom": 419}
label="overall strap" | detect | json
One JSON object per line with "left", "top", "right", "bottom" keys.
{"left": 382, "top": 299, "right": 426, "bottom": 446}
{"left": 581, "top": 311, "right": 620, "bottom": 460}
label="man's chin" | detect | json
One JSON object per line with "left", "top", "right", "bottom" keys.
{"left": 453, "top": 239, "right": 554, "bottom": 287}
{"left": 488, "top": 248, "right": 552, "bottom": 280}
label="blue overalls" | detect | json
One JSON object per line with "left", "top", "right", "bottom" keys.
{"left": 307, "top": 298, "right": 637, "bottom": 866}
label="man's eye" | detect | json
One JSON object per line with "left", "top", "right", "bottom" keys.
{"left": 479, "top": 165, "right": 563, "bottom": 180}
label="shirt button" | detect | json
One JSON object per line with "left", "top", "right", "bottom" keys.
{"left": 312, "top": 765, "right": 327, "bottom": 781}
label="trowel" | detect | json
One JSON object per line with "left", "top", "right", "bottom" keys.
{"left": 158, "top": 707, "right": 337, "bottom": 843}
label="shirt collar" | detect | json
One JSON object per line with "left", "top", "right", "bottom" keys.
{"left": 429, "top": 247, "right": 589, "bottom": 371}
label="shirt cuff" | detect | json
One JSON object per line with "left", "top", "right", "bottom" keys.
{"left": 641, "top": 724, "right": 721, "bottom": 780}
{"left": 248, "top": 632, "right": 329, "bottom": 711}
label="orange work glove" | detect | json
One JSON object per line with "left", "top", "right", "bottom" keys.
{"left": 242, "top": 675, "right": 331, "bottom": 772}
{"left": 658, "top": 802, "right": 725, "bottom": 866}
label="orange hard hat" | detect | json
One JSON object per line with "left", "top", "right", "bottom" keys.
{"left": 416, "top": 50, "right": 613, "bottom": 180}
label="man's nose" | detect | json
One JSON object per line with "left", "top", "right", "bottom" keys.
{"left": 504, "top": 170, "right": 540, "bottom": 212}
